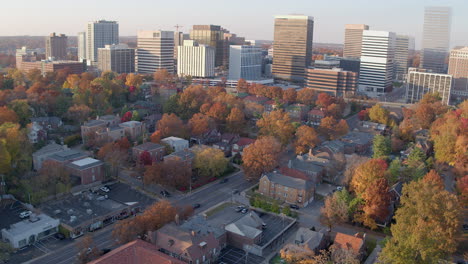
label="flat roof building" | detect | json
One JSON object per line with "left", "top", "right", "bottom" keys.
{"left": 343, "top": 24, "right": 369, "bottom": 59}
{"left": 190, "top": 25, "right": 224, "bottom": 67}
{"left": 46, "top": 33, "right": 67, "bottom": 60}
{"left": 98, "top": 44, "right": 135, "bottom": 74}
{"left": 405, "top": 67, "right": 452, "bottom": 105}
{"left": 177, "top": 40, "right": 215, "bottom": 78}
{"left": 448, "top": 46, "right": 468, "bottom": 103}
{"left": 306, "top": 68, "right": 357, "bottom": 97}
{"left": 394, "top": 35, "right": 414, "bottom": 81}
{"left": 228, "top": 45, "right": 263, "bottom": 81}
{"left": 86, "top": 20, "right": 119, "bottom": 64}
{"left": 137, "top": 30, "right": 174, "bottom": 74}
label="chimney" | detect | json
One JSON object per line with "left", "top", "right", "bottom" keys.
{"left": 191, "top": 230, "right": 196, "bottom": 237}
{"left": 96, "top": 115, "right": 100, "bottom": 120}
{"left": 175, "top": 214, "right": 180, "bottom": 225}
{"left": 308, "top": 148, "right": 312, "bottom": 156}
{"left": 288, "top": 160, "right": 292, "bottom": 169}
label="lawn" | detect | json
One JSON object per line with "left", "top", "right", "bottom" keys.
{"left": 205, "top": 202, "right": 236, "bottom": 218}
{"left": 270, "top": 255, "right": 286, "bottom": 264}
{"left": 366, "top": 237, "right": 377, "bottom": 256}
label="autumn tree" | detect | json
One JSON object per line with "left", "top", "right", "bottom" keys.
{"left": 244, "top": 102, "right": 264, "bottom": 119}
{"left": 76, "top": 235, "right": 101, "bottom": 264}
{"left": 0, "top": 140, "right": 12, "bottom": 175}
{"left": 188, "top": 113, "right": 213, "bottom": 136}
{"left": 422, "top": 170, "right": 444, "bottom": 189}
{"left": 413, "top": 93, "right": 448, "bottom": 129}
{"left": 343, "top": 154, "right": 369, "bottom": 187}
{"left": 143, "top": 163, "right": 164, "bottom": 187}
{"left": 125, "top": 73, "right": 143, "bottom": 87}
{"left": 178, "top": 85, "right": 207, "bottom": 119}
{"left": 296, "top": 88, "right": 315, "bottom": 106}
{"left": 38, "top": 160, "right": 71, "bottom": 196}
{"left": 372, "top": 135, "right": 391, "bottom": 159}
{"left": 206, "top": 102, "right": 228, "bottom": 122}
{"left": 379, "top": 178, "right": 462, "bottom": 264}
{"left": 329, "top": 245, "right": 360, "bottom": 264}
{"left": 319, "top": 116, "right": 349, "bottom": 140}
{"left": 139, "top": 151, "right": 153, "bottom": 166}
{"left": 150, "top": 130, "right": 162, "bottom": 143}
{"left": 236, "top": 78, "right": 249, "bottom": 93}
{"left": 320, "top": 192, "right": 349, "bottom": 231}
{"left": 282, "top": 88, "right": 297, "bottom": 103}
{"left": 355, "top": 178, "right": 391, "bottom": 229}
{"left": 193, "top": 147, "right": 228, "bottom": 179}
{"left": 294, "top": 125, "right": 320, "bottom": 154}
{"left": 242, "top": 136, "right": 281, "bottom": 180}
{"left": 153, "top": 69, "right": 173, "bottom": 84}
{"left": 8, "top": 99, "right": 31, "bottom": 127}
{"left": 157, "top": 113, "right": 186, "bottom": 138}
{"left": 316, "top": 93, "right": 334, "bottom": 108}
{"left": 163, "top": 156, "right": 192, "bottom": 189}
{"left": 0, "top": 106, "right": 19, "bottom": 125}
{"left": 66, "top": 104, "right": 92, "bottom": 125}
{"left": 257, "top": 110, "right": 295, "bottom": 146}
{"left": 226, "top": 107, "right": 246, "bottom": 134}
{"left": 368, "top": 104, "right": 392, "bottom": 126}
{"left": 350, "top": 159, "right": 388, "bottom": 197}
{"left": 97, "top": 142, "right": 128, "bottom": 177}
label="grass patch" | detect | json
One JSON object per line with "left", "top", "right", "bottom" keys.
{"left": 270, "top": 255, "right": 285, "bottom": 264}
{"left": 205, "top": 202, "right": 235, "bottom": 218}
{"left": 366, "top": 238, "right": 377, "bottom": 256}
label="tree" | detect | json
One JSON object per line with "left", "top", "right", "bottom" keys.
{"left": 294, "top": 125, "right": 320, "bottom": 155}
{"left": 8, "top": 99, "right": 31, "bottom": 127}
{"left": 422, "top": 170, "right": 444, "bottom": 189}
{"left": 66, "top": 104, "right": 91, "bottom": 125}
{"left": 153, "top": 69, "right": 173, "bottom": 83}
{"left": 407, "top": 147, "right": 426, "bottom": 167}
{"left": 316, "top": 93, "right": 334, "bottom": 108}
{"left": 330, "top": 245, "right": 360, "bottom": 264}
{"left": 38, "top": 160, "right": 71, "bottom": 196}
{"left": 206, "top": 102, "right": 228, "bottom": 122}
{"left": 0, "top": 106, "right": 18, "bottom": 125}
{"left": 226, "top": 107, "right": 245, "bottom": 134}
{"left": 372, "top": 135, "right": 391, "bottom": 159}
{"left": 178, "top": 85, "right": 207, "bottom": 119}
{"left": 139, "top": 151, "right": 153, "bottom": 166}
{"left": 244, "top": 102, "right": 264, "bottom": 119}
{"left": 143, "top": 163, "right": 164, "bottom": 187}
{"left": 0, "top": 140, "right": 11, "bottom": 175}
{"left": 188, "top": 113, "right": 213, "bottom": 136}
{"left": 343, "top": 154, "right": 369, "bottom": 187}
{"left": 350, "top": 159, "right": 388, "bottom": 197}
{"left": 356, "top": 178, "right": 391, "bottom": 229}
{"left": 368, "top": 104, "right": 391, "bottom": 125}
{"left": 131, "top": 110, "right": 140, "bottom": 121}
{"left": 282, "top": 88, "right": 297, "bottom": 103}
{"left": 157, "top": 113, "right": 186, "bottom": 138}
{"left": 357, "top": 109, "right": 369, "bottom": 121}
{"left": 379, "top": 179, "right": 461, "bottom": 264}
{"left": 76, "top": 235, "right": 101, "bottom": 264}
{"left": 257, "top": 110, "right": 295, "bottom": 146}
{"left": 194, "top": 147, "right": 228, "bottom": 179}
{"left": 150, "top": 130, "right": 162, "bottom": 143}
{"left": 125, "top": 73, "right": 143, "bottom": 87}
{"left": 98, "top": 142, "right": 128, "bottom": 177}
{"left": 297, "top": 89, "right": 315, "bottom": 106}
{"left": 242, "top": 136, "right": 281, "bottom": 180}
{"left": 236, "top": 78, "right": 249, "bottom": 93}
{"left": 0, "top": 241, "right": 13, "bottom": 263}
{"left": 319, "top": 117, "right": 349, "bottom": 140}
{"left": 320, "top": 192, "right": 349, "bottom": 231}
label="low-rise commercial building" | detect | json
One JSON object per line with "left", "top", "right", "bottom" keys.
{"left": 306, "top": 68, "right": 357, "bottom": 97}
{"left": 32, "top": 143, "right": 70, "bottom": 170}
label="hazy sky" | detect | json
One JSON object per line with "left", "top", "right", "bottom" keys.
{"left": 1, "top": 0, "right": 467, "bottom": 49}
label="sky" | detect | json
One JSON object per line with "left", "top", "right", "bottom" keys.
{"left": 1, "top": 0, "right": 467, "bottom": 49}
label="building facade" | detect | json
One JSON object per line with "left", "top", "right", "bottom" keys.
{"left": 177, "top": 40, "right": 215, "bottom": 77}
{"left": 77, "top": 31, "right": 86, "bottom": 61}
{"left": 272, "top": 15, "right": 314, "bottom": 82}
{"left": 190, "top": 25, "right": 224, "bottom": 67}
{"left": 405, "top": 67, "right": 452, "bottom": 105}
{"left": 306, "top": 68, "right": 357, "bottom": 97}
{"left": 228, "top": 45, "right": 262, "bottom": 80}
{"left": 421, "top": 6, "right": 452, "bottom": 73}
{"left": 343, "top": 24, "right": 369, "bottom": 58}
{"left": 448, "top": 46, "right": 468, "bottom": 103}
{"left": 45, "top": 33, "right": 67, "bottom": 60}
{"left": 358, "top": 30, "right": 396, "bottom": 97}
{"left": 394, "top": 35, "right": 413, "bottom": 81}
{"left": 86, "top": 20, "right": 119, "bottom": 63}
{"left": 136, "top": 30, "right": 174, "bottom": 74}
{"left": 97, "top": 44, "right": 135, "bottom": 73}
{"left": 174, "top": 31, "right": 189, "bottom": 59}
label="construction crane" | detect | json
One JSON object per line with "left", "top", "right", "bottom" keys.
{"left": 174, "top": 24, "right": 183, "bottom": 32}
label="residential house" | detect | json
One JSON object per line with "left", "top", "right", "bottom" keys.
{"left": 281, "top": 227, "right": 328, "bottom": 257}
{"left": 361, "top": 121, "right": 386, "bottom": 132}
{"left": 30, "top": 116, "right": 63, "bottom": 131}
{"left": 285, "top": 104, "right": 309, "bottom": 121}
{"left": 264, "top": 99, "right": 286, "bottom": 113}
{"left": 142, "top": 113, "right": 162, "bottom": 133}
{"left": 231, "top": 137, "right": 255, "bottom": 157}
{"left": 190, "top": 129, "right": 221, "bottom": 145}
{"left": 95, "top": 126, "right": 125, "bottom": 145}
{"left": 81, "top": 115, "right": 121, "bottom": 144}
{"left": 288, "top": 155, "right": 325, "bottom": 184}
{"left": 28, "top": 121, "right": 47, "bottom": 143}
{"left": 119, "top": 121, "right": 145, "bottom": 142}
{"left": 161, "top": 137, "right": 189, "bottom": 152}
{"left": 65, "top": 157, "right": 104, "bottom": 185}
{"left": 212, "top": 133, "right": 239, "bottom": 156}
{"left": 88, "top": 239, "right": 185, "bottom": 264}
{"left": 340, "top": 132, "right": 374, "bottom": 154}
{"left": 333, "top": 232, "right": 366, "bottom": 261}
{"left": 317, "top": 140, "right": 345, "bottom": 157}
{"left": 224, "top": 211, "right": 265, "bottom": 250}
{"left": 259, "top": 168, "right": 315, "bottom": 207}
{"left": 132, "top": 142, "right": 165, "bottom": 162}
{"left": 308, "top": 109, "right": 325, "bottom": 126}
{"left": 32, "top": 143, "right": 70, "bottom": 170}
{"left": 164, "top": 149, "right": 196, "bottom": 167}
{"left": 414, "top": 129, "right": 432, "bottom": 156}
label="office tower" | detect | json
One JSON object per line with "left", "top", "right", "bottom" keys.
{"left": 343, "top": 24, "right": 369, "bottom": 58}
{"left": 77, "top": 32, "right": 86, "bottom": 61}
{"left": 136, "top": 30, "right": 174, "bottom": 74}
{"left": 45, "top": 33, "right": 67, "bottom": 60}
{"left": 97, "top": 44, "right": 135, "bottom": 74}
{"left": 448, "top": 46, "right": 468, "bottom": 103}
{"left": 272, "top": 15, "right": 314, "bottom": 82}
{"left": 306, "top": 68, "right": 357, "bottom": 97}
{"left": 190, "top": 25, "right": 224, "bottom": 67}
{"left": 228, "top": 45, "right": 262, "bottom": 80}
{"left": 394, "top": 35, "right": 413, "bottom": 81}
{"left": 358, "top": 30, "right": 396, "bottom": 97}
{"left": 406, "top": 68, "right": 452, "bottom": 105}
{"left": 421, "top": 6, "right": 452, "bottom": 73}
{"left": 174, "top": 31, "right": 189, "bottom": 59}
{"left": 177, "top": 40, "right": 215, "bottom": 77}
{"left": 86, "top": 20, "right": 119, "bottom": 63}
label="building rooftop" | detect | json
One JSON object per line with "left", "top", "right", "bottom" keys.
{"left": 295, "top": 227, "right": 325, "bottom": 250}
{"left": 179, "top": 215, "right": 225, "bottom": 239}
{"left": 2, "top": 214, "right": 60, "bottom": 237}
{"left": 161, "top": 136, "right": 187, "bottom": 143}
{"left": 47, "top": 149, "right": 87, "bottom": 162}
{"left": 263, "top": 171, "right": 312, "bottom": 190}
{"left": 333, "top": 232, "right": 365, "bottom": 255}
{"left": 119, "top": 121, "right": 142, "bottom": 128}
{"left": 225, "top": 211, "right": 264, "bottom": 239}
{"left": 165, "top": 149, "right": 195, "bottom": 161}
{"left": 341, "top": 131, "right": 374, "bottom": 146}
{"left": 134, "top": 142, "right": 164, "bottom": 151}
{"left": 236, "top": 137, "right": 255, "bottom": 146}
{"left": 83, "top": 119, "right": 106, "bottom": 127}
{"left": 67, "top": 157, "right": 103, "bottom": 170}
{"left": 33, "top": 143, "right": 68, "bottom": 157}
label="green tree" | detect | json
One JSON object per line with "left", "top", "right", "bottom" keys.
{"left": 372, "top": 135, "right": 391, "bottom": 159}
{"left": 379, "top": 179, "right": 461, "bottom": 264}
{"left": 282, "top": 206, "right": 291, "bottom": 216}
{"left": 271, "top": 201, "right": 280, "bottom": 213}
{"left": 0, "top": 140, "right": 11, "bottom": 175}
{"left": 407, "top": 147, "right": 426, "bottom": 167}
{"left": 131, "top": 110, "right": 140, "bottom": 121}
{"left": 8, "top": 99, "right": 32, "bottom": 127}
{"left": 193, "top": 147, "right": 228, "bottom": 179}
{"left": 0, "top": 241, "right": 13, "bottom": 263}
{"left": 387, "top": 158, "right": 402, "bottom": 185}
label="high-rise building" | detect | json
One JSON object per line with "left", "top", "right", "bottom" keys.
{"left": 86, "top": 20, "right": 119, "bottom": 64}
{"left": 406, "top": 67, "right": 452, "bottom": 105}
{"left": 136, "top": 30, "right": 174, "bottom": 74}
{"left": 77, "top": 32, "right": 86, "bottom": 62}
{"left": 177, "top": 40, "right": 215, "bottom": 78}
{"left": 97, "top": 44, "right": 135, "bottom": 74}
{"left": 272, "top": 15, "right": 314, "bottom": 82}
{"left": 358, "top": 30, "right": 396, "bottom": 97}
{"left": 306, "top": 68, "right": 357, "bottom": 97}
{"left": 45, "top": 33, "right": 67, "bottom": 60}
{"left": 343, "top": 24, "right": 369, "bottom": 58}
{"left": 448, "top": 46, "right": 468, "bottom": 103}
{"left": 394, "top": 35, "right": 414, "bottom": 81}
{"left": 421, "top": 6, "right": 452, "bottom": 73}
{"left": 228, "top": 45, "right": 262, "bottom": 81}
{"left": 190, "top": 25, "right": 224, "bottom": 67}
{"left": 174, "top": 31, "right": 189, "bottom": 59}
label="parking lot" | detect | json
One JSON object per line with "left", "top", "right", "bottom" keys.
{"left": 0, "top": 199, "right": 26, "bottom": 231}
{"left": 105, "top": 182, "right": 156, "bottom": 208}
{"left": 258, "top": 212, "right": 294, "bottom": 246}
{"left": 218, "top": 246, "right": 265, "bottom": 264}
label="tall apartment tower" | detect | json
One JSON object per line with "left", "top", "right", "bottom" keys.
{"left": 448, "top": 46, "right": 468, "bottom": 103}
{"left": 358, "top": 30, "right": 396, "bottom": 97}
{"left": 406, "top": 68, "right": 452, "bottom": 105}
{"left": 272, "top": 15, "right": 314, "bottom": 83}
{"left": 228, "top": 45, "right": 263, "bottom": 80}
{"left": 136, "top": 30, "right": 174, "bottom": 74}
{"left": 343, "top": 24, "right": 369, "bottom": 58}
{"left": 86, "top": 20, "right": 119, "bottom": 64}
{"left": 97, "top": 44, "right": 135, "bottom": 74}
{"left": 45, "top": 33, "right": 67, "bottom": 60}
{"left": 421, "top": 6, "right": 452, "bottom": 73}
{"left": 77, "top": 32, "right": 86, "bottom": 62}
{"left": 177, "top": 40, "right": 215, "bottom": 78}
{"left": 190, "top": 25, "right": 224, "bottom": 67}
{"left": 394, "top": 35, "right": 414, "bottom": 81}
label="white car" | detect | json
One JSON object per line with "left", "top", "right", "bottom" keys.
{"left": 100, "top": 186, "right": 110, "bottom": 193}
{"left": 19, "top": 210, "right": 32, "bottom": 219}
{"left": 336, "top": 186, "right": 344, "bottom": 191}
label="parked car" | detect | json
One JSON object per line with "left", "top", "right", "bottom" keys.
{"left": 232, "top": 189, "right": 239, "bottom": 194}
{"left": 336, "top": 186, "right": 343, "bottom": 191}
{"left": 101, "top": 248, "right": 112, "bottom": 255}
{"left": 100, "top": 186, "right": 110, "bottom": 193}
{"left": 290, "top": 204, "right": 300, "bottom": 210}
{"left": 160, "top": 190, "right": 171, "bottom": 197}
{"left": 235, "top": 206, "right": 244, "bottom": 212}
{"left": 192, "top": 203, "right": 201, "bottom": 209}
{"left": 220, "top": 178, "right": 229, "bottom": 184}
{"left": 54, "top": 233, "right": 66, "bottom": 240}
{"left": 19, "top": 210, "right": 32, "bottom": 219}
{"left": 241, "top": 208, "right": 248, "bottom": 214}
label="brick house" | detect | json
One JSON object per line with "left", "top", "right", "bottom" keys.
{"left": 190, "top": 129, "right": 221, "bottom": 145}
{"left": 224, "top": 211, "right": 265, "bottom": 250}
{"left": 46, "top": 149, "right": 88, "bottom": 167}
{"left": 119, "top": 121, "right": 145, "bottom": 142}
{"left": 333, "top": 232, "right": 366, "bottom": 261}
{"left": 81, "top": 115, "right": 121, "bottom": 144}
{"left": 308, "top": 109, "right": 325, "bottom": 126}
{"left": 65, "top": 157, "right": 104, "bottom": 185}
{"left": 340, "top": 131, "right": 374, "bottom": 154}
{"left": 281, "top": 227, "right": 328, "bottom": 257}
{"left": 231, "top": 137, "right": 255, "bottom": 157}
{"left": 258, "top": 168, "right": 315, "bottom": 207}
{"left": 95, "top": 126, "right": 125, "bottom": 145}
{"left": 132, "top": 142, "right": 165, "bottom": 163}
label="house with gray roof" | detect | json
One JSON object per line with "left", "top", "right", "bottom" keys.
{"left": 32, "top": 143, "right": 70, "bottom": 170}
{"left": 225, "top": 211, "right": 265, "bottom": 250}
{"left": 281, "top": 227, "right": 328, "bottom": 257}
{"left": 340, "top": 131, "right": 374, "bottom": 154}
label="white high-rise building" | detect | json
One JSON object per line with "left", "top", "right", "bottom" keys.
{"left": 86, "top": 20, "right": 119, "bottom": 64}
{"left": 406, "top": 67, "right": 452, "bottom": 105}
{"left": 228, "top": 45, "right": 263, "bottom": 80}
{"left": 394, "top": 35, "right": 414, "bottom": 81}
{"left": 421, "top": 6, "right": 452, "bottom": 73}
{"left": 177, "top": 40, "right": 214, "bottom": 77}
{"left": 358, "top": 30, "right": 396, "bottom": 97}
{"left": 136, "top": 30, "right": 174, "bottom": 74}
{"left": 77, "top": 32, "right": 86, "bottom": 62}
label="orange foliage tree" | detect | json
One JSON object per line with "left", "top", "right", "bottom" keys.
{"left": 257, "top": 110, "right": 295, "bottom": 146}
{"left": 242, "top": 136, "right": 281, "bottom": 180}
{"left": 294, "top": 125, "right": 320, "bottom": 155}
{"left": 157, "top": 113, "right": 186, "bottom": 138}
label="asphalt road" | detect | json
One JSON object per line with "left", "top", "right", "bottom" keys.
{"left": 25, "top": 170, "right": 254, "bottom": 264}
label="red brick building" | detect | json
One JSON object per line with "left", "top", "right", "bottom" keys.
{"left": 65, "top": 157, "right": 105, "bottom": 185}
{"left": 132, "top": 142, "right": 165, "bottom": 162}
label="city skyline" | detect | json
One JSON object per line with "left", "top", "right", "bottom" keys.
{"left": 2, "top": 0, "right": 467, "bottom": 49}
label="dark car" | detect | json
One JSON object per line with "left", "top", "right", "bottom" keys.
{"left": 160, "top": 190, "right": 171, "bottom": 197}
{"left": 232, "top": 189, "right": 239, "bottom": 194}
{"left": 192, "top": 203, "right": 201, "bottom": 209}
{"left": 101, "top": 248, "right": 112, "bottom": 255}
{"left": 220, "top": 178, "right": 229, "bottom": 184}
{"left": 290, "top": 204, "right": 300, "bottom": 210}
{"left": 54, "top": 233, "right": 66, "bottom": 240}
